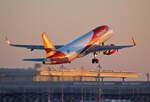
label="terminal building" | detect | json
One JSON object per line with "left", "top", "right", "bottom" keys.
{"left": 0, "top": 66, "right": 149, "bottom": 102}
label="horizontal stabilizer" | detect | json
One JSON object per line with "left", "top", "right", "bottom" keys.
{"left": 51, "top": 58, "right": 69, "bottom": 61}
{"left": 23, "top": 58, "right": 69, "bottom": 63}
{"left": 23, "top": 58, "right": 45, "bottom": 62}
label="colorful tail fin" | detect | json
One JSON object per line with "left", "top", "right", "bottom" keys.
{"left": 42, "top": 33, "right": 56, "bottom": 57}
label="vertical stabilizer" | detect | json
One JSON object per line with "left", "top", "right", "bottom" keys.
{"left": 42, "top": 33, "right": 56, "bottom": 57}
{"left": 42, "top": 33, "right": 55, "bottom": 49}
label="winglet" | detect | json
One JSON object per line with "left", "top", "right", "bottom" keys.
{"left": 132, "top": 37, "right": 136, "bottom": 46}
{"left": 5, "top": 36, "right": 11, "bottom": 45}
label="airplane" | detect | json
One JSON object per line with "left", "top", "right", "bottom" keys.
{"left": 6, "top": 25, "right": 136, "bottom": 64}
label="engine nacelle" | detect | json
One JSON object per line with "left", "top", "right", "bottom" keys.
{"left": 103, "top": 44, "right": 116, "bottom": 55}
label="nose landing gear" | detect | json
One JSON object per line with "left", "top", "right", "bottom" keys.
{"left": 92, "top": 58, "right": 99, "bottom": 64}
{"left": 92, "top": 52, "right": 99, "bottom": 64}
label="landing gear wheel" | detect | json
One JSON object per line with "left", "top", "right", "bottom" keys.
{"left": 92, "top": 58, "right": 99, "bottom": 64}
{"left": 95, "top": 59, "right": 99, "bottom": 63}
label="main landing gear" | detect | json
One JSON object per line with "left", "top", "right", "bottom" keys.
{"left": 92, "top": 52, "right": 99, "bottom": 64}
{"left": 92, "top": 58, "right": 99, "bottom": 64}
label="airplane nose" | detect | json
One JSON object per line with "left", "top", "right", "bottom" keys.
{"left": 93, "top": 25, "right": 113, "bottom": 34}
{"left": 107, "top": 25, "right": 113, "bottom": 33}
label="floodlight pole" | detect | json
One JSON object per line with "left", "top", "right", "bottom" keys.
{"left": 48, "top": 67, "right": 51, "bottom": 102}
{"left": 97, "top": 64, "right": 102, "bottom": 102}
{"left": 146, "top": 73, "right": 150, "bottom": 82}
{"left": 48, "top": 86, "right": 51, "bottom": 102}
{"left": 81, "top": 66, "right": 84, "bottom": 102}
{"left": 61, "top": 64, "right": 64, "bottom": 102}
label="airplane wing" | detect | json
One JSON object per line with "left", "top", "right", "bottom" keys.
{"left": 87, "top": 45, "right": 134, "bottom": 53}
{"left": 87, "top": 37, "right": 136, "bottom": 53}
{"left": 6, "top": 39, "right": 63, "bottom": 51}
{"left": 8, "top": 43, "right": 63, "bottom": 51}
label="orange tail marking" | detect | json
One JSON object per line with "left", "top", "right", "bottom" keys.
{"left": 42, "top": 33, "right": 55, "bottom": 49}
{"left": 42, "top": 33, "right": 56, "bottom": 57}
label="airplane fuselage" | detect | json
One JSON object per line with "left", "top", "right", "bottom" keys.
{"left": 45, "top": 25, "right": 113, "bottom": 64}
{"left": 7, "top": 25, "right": 135, "bottom": 65}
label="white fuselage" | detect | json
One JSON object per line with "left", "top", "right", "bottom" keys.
{"left": 57, "top": 25, "right": 113, "bottom": 61}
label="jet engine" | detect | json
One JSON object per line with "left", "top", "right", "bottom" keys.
{"left": 103, "top": 44, "right": 117, "bottom": 55}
